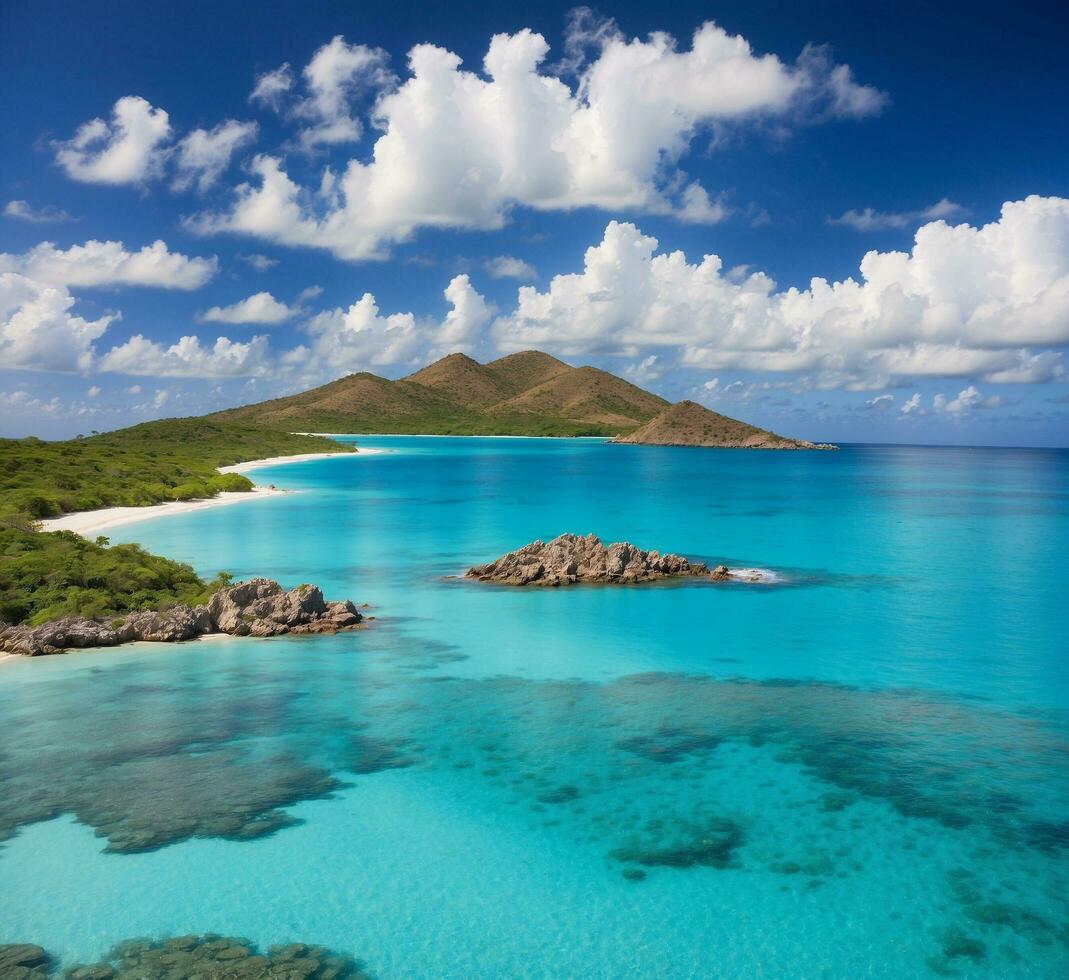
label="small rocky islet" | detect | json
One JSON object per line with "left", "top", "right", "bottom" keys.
{"left": 0, "top": 934, "right": 370, "bottom": 979}
{"left": 0, "top": 579, "right": 365, "bottom": 657}
{"left": 465, "top": 532, "right": 762, "bottom": 586}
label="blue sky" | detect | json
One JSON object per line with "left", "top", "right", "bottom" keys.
{"left": 2, "top": 0, "right": 1068, "bottom": 445}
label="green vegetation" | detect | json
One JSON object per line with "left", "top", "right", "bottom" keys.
{"left": 0, "top": 417, "right": 352, "bottom": 527}
{"left": 0, "top": 417, "right": 354, "bottom": 627}
{"left": 236, "top": 409, "right": 619, "bottom": 438}
{"left": 0, "top": 528, "right": 232, "bottom": 625}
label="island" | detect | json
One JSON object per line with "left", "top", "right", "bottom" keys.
{"left": 209, "top": 350, "right": 832, "bottom": 447}
{"left": 466, "top": 533, "right": 746, "bottom": 586}
{"left": 611, "top": 400, "right": 837, "bottom": 449}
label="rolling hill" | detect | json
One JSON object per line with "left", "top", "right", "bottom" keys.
{"left": 211, "top": 351, "right": 670, "bottom": 436}
{"left": 210, "top": 350, "right": 832, "bottom": 445}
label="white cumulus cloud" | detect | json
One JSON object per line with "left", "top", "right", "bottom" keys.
{"left": 0, "top": 273, "right": 115, "bottom": 372}
{"left": 199, "top": 291, "right": 297, "bottom": 325}
{"left": 302, "top": 294, "right": 422, "bottom": 372}
{"left": 0, "top": 240, "right": 217, "bottom": 375}
{"left": 250, "top": 64, "right": 294, "bottom": 108}
{"left": 935, "top": 385, "right": 1004, "bottom": 414}
{"left": 676, "top": 182, "right": 731, "bottom": 224}
{"left": 293, "top": 36, "right": 395, "bottom": 149}
{"left": 173, "top": 119, "right": 258, "bottom": 191}
{"left": 191, "top": 20, "right": 883, "bottom": 259}
{"left": 54, "top": 96, "right": 172, "bottom": 185}
{"left": 493, "top": 195, "right": 1069, "bottom": 388}
{"left": 299, "top": 273, "right": 492, "bottom": 375}
{"left": 438, "top": 274, "right": 493, "bottom": 349}
{"left": 0, "top": 240, "right": 217, "bottom": 289}
{"left": 98, "top": 334, "right": 274, "bottom": 378}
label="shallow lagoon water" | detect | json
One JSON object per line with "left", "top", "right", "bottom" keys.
{"left": 1, "top": 437, "right": 1067, "bottom": 978}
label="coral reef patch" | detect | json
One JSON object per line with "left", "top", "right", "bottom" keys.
{"left": 0, "top": 934, "right": 370, "bottom": 979}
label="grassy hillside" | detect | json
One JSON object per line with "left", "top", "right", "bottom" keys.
{"left": 211, "top": 350, "right": 668, "bottom": 436}
{"left": 404, "top": 353, "right": 516, "bottom": 407}
{"left": 484, "top": 351, "right": 572, "bottom": 392}
{"left": 0, "top": 418, "right": 352, "bottom": 526}
{"left": 613, "top": 400, "right": 827, "bottom": 449}
{"left": 489, "top": 366, "right": 669, "bottom": 427}
{"left": 216, "top": 372, "right": 467, "bottom": 430}
{"left": 0, "top": 528, "right": 231, "bottom": 625}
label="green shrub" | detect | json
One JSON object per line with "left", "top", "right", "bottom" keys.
{"left": 170, "top": 482, "right": 207, "bottom": 501}
{"left": 0, "top": 528, "right": 232, "bottom": 626}
{"left": 0, "top": 419, "right": 352, "bottom": 526}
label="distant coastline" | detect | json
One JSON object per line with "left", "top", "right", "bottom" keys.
{"left": 292, "top": 431, "right": 609, "bottom": 440}
{"left": 219, "top": 449, "right": 382, "bottom": 472}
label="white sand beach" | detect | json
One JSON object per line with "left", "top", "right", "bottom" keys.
{"left": 40, "top": 447, "right": 384, "bottom": 537}
{"left": 39, "top": 487, "right": 288, "bottom": 536}
{"left": 219, "top": 449, "right": 381, "bottom": 473}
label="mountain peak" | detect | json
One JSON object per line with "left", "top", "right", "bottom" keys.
{"left": 405, "top": 351, "right": 514, "bottom": 408}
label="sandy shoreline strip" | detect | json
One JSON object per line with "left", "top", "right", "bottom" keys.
{"left": 292, "top": 432, "right": 609, "bottom": 440}
{"left": 40, "top": 449, "right": 380, "bottom": 537}
{"left": 39, "top": 487, "right": 288, "bottom": 536}
{"left": 219, "top": 448, "right": 382, "bottom": 473}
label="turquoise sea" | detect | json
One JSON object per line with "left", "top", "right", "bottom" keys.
{"left": 2, "top": 436, "right": 1068, "bottom": 978}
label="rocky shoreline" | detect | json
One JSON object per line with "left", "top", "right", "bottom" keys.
{"left": 0, "top": 579, "right": 365, "bottom": 657}
{"left": 465, "top": 533, "right": 741, "bottom": 586}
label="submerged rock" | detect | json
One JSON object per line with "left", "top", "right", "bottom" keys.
{"left": 0, "top": 944, "right": 51, "bottom": 979}
{"left": 611, "top": 816, "right": 745, "bottom": 870}
{"left": 10, "top": 933, "right": 371, "bottom": 979}
{"left": 465, "top": 533, "right": 711, "bottom": 586}
{"left": 0, "top": 579, "right": 364, "bottom": 656}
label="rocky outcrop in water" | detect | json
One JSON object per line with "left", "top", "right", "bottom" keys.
{"left": 0, "top": 934, "right": 370, "bottom": 979}
{"left": 466, "top": 533, "right": 713, "bottom": 586}
{"left": 0, "top": 579, "right": 364, "bottom": 657}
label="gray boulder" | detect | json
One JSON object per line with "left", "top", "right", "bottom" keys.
{"left": 0, "top": 579, "right": 364, "bottom": 657}
{"left": 0, "top": 616, "right": 122, "bottom": 656}
{"left": 121, "top": 605, "right": 213, "bottom": 642}
{"left": 208, "top": 579, "right": 332, "bottom": 635}
{"left": 466, "top": 533, "right": 709, "bottom": 586}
